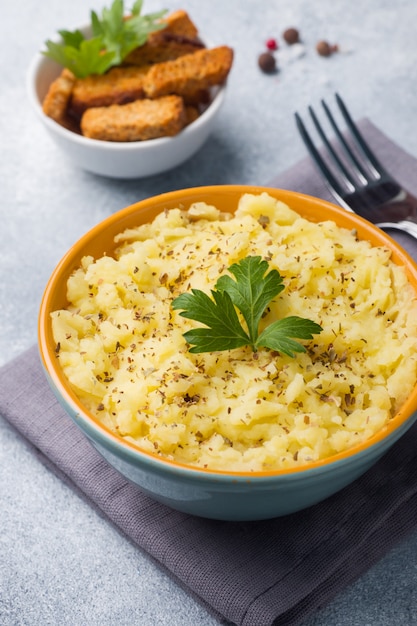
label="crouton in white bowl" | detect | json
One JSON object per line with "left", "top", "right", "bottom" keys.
{"left": 26, "top": 9, "right": 232, "bottom": 179}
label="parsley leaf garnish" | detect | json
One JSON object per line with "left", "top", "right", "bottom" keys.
{"left": 172, "top": 289, "right": 251, "bottom": 353}
{"left": 172, "top": 256, "right": 323, "bottom": 356}
{"left": 43, "top": 0, "right": 167, "bottom": 79}
{"left": 44, "top": 37, "right": 116, "bottom": 79}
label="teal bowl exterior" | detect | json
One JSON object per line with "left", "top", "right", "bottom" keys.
{"left": 42, "top": 366, "right": 417, "bottom": 521}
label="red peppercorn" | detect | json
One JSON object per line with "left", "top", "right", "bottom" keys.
{"left": 266, "top": 38, "right": 278, "bottom": 51}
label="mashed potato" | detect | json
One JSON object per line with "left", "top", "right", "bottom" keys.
{"left": 51, "top": 193, "right": 417, "bottom": 471}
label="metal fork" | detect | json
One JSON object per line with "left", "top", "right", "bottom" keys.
{"left": 295, "top": 93, "right": 417, "bottom": 240}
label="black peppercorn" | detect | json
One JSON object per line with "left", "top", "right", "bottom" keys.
{"left": 283, "top": 27, "right": 300, "bottom": 45}
{"left": 316, "top": 40, "right": 339, "bottom": 56}
{"left": 258, "top": 52, "right": 277, "bottom": 73}
{"left": 316, "top": 40, "right": 332, "bottom": 56}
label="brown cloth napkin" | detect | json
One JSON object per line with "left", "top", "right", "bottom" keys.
{"left": 1, "top": 119, "right": 417, "bottom": 626}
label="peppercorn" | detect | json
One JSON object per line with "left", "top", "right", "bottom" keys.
{"left": 258, "top": 52, "right": 277, "bottom": 73}
{"left": 316, "top": 40, "right": 339, "bottom": 56}
{"left": 316, "top": 40, "right": 331, "bottom": 56}
{"left": 283, "top": 27, "right": 300, "bottom": 45}
{"left": 266, "top": 38, "right": 278, "bottom": 51}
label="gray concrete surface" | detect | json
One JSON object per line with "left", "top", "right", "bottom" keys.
{"left": 1, "top": 0, "right": 417, "bottom": 624}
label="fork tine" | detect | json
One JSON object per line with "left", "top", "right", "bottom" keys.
{"left": 335, "top": 93, "right": 390, "bottom": 178}
{"left": 308, "top": 105, "right": 359, "bottom": 189}
{"left": 294, "top": 112, "right": 347, "bottom": 201}
{"left": 321, "top": 99, "right": 369, "bottom": 183}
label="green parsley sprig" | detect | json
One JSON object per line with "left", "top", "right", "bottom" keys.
{"left": 172, "top": 256, "right": 323, "bottom": 356}
{"left": 43, "top": 0, "right": 167, "bottom": 79}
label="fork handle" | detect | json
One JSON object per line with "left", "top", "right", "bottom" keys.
{"left": 377, "top": 219, "right": 417, "bottom": 240}
{"left": 375, "top": 190, "right": 417, "bottom": 240}
{"left": 379, "top": 190, "right": 417, "bottom": 223}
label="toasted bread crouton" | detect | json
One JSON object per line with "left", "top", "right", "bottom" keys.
{"left": 70, "top": 65, "right": 150, "bottom": 118}
{"left": 180, "top": 89, "right": 211, "bottom": 107}
{"left": 125, "top": 10, "right": 203, "bottom": 67}
{"left": 143, "top": 46, "right": 234, "bottom": 100}
{"left": 124, "top": 33, "right": 205, "bottom": 66}
{"left": 160, "top": 9, "right": 199, "bottom": 39}
{"left": 184, "top": 105, "right": 200, "bottom": 126}
{"left": 80, "top": 95, "right": 186, "bottom": 142}
{"left": 42, "top": 69, "right": 76, "bottom": 123}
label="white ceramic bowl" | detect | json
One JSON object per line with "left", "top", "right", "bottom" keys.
{"left": 26, "top": 36, "right": 227, "bottom": 179}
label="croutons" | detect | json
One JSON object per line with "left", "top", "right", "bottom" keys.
{"left": 124, "top": 9, "right": 204, "bottom": 67}
{"left": 143, "top": 46, "right": 234, "bottom": 99}
{"left": 80, "top": 95, "right": 186, "bottom": 141}
{"left": 41, "top": 10, "right": 234, "bottom": 142}
{"left": 184, "top": 105, "right": 200, "bottom": 126}
{"left": 42, "top": 69, "right": 76, "bottom": 123}
{"left": 70, "top": 65, "right": 150, "bottom": 117}
{"left": 160, "top": 9, "right": 199, "bottom": 39}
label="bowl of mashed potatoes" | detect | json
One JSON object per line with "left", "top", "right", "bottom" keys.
{"left": 38, "top": 186, "right": 417, "bottom": 520}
